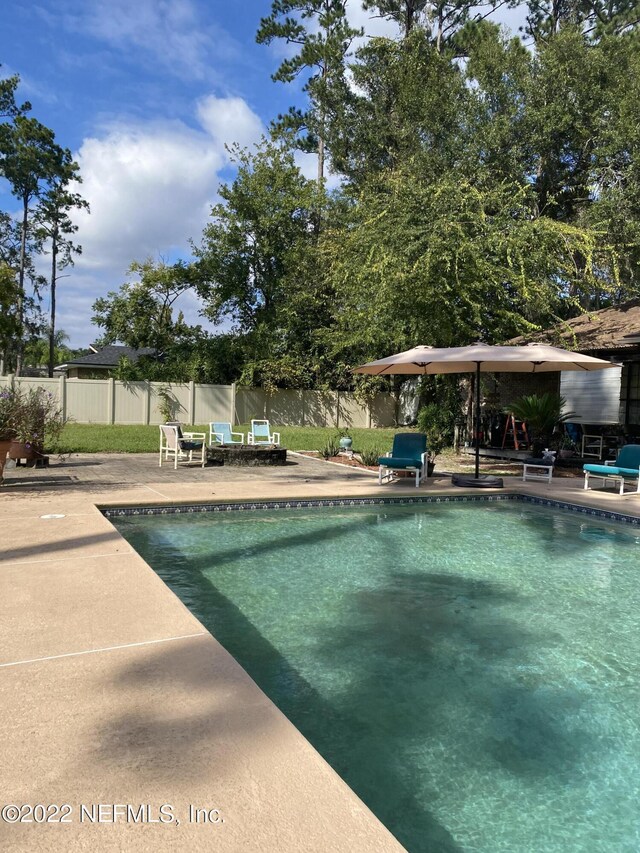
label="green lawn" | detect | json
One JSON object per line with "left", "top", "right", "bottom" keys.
{"left": 50, "top": 423, "right": 405, "bottom": 455}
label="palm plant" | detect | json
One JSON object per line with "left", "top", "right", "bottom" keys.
{"left": 506, "top": 393, "right": 577, "bottom": 457}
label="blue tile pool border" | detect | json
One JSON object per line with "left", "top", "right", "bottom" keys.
{"left": 100, "top": 493, "right": 640, "bottom": 526}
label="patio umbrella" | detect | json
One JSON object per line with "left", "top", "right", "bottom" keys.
{"left": 354, "top": 343, "right": 619, "bottom": 487}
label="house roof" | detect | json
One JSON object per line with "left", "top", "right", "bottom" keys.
{"left": 56, "top": 345, "right": 157, "bottom": 370}
{"left": 510, "top": 299, "right": 640, "bottom": 353}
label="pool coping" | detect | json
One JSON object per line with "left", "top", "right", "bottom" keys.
{"left": 100, "top": 491, "right": 640, "bottom": 527}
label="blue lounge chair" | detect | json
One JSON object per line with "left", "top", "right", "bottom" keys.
{"left": 583, "top": 444, "right": 640, "bottom": 495}
{"left": 378, "top": 433, "right": 428, "bottom": 488}
{"left": 248, "top": 420, "right": 280, "bottom": 446}
{"left": 209, "top": 422, "right": 244, "bottom": 446}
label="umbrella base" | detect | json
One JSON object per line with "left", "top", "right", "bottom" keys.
{"left": 451, "top": 473, "right": 504, "bottom": 489}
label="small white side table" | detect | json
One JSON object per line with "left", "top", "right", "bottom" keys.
{"left": 522, "top": 462, "right": 554, "bottom": 484}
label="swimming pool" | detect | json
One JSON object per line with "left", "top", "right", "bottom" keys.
{"left": 113, "top": 501, "right": 640, "bottom": 853}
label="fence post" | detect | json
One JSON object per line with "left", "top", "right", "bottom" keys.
{"left": 59, "top": 374, "right": 67, "bottom": 422}
{"left": 336, "top": 391, "right": 340, "bottom": 429}
{"left": 366, "top": 402, "right": 372, "bottom": 429}
{"left": 143, "top": 381, "right": 151, "bottom": 425}
{"left": 107, "top": 378, "right": 115, "bottom": 424}
{"left": 188, "top": 381, "right": 195, "bottom": 425}
{"left": 230, "top": 382, "right": 237, "bottom": 425}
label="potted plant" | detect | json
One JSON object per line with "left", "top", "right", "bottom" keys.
{"left": 506, "top": 393, "right": 576, "bottom": 459}
{"left": 8, "top": 387, "right": 65, "bottom": 463}
{"left": 335, "top": 427, "right": 353, "bottom": 452}
{"left": 0, "top": 386, "right": 18, "bottom": 479}
{"left": 556, "top": 434, "right": 577, "bottom": 459}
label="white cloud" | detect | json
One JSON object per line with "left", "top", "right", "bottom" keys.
{"left": 196, "top": 95, "right": 265, "bottom": 151}
{"left": 71, "top": 122, "right": 223, "bottom": 271}
{"left": 59, "top": 95, "right": 265, "bottom": 346}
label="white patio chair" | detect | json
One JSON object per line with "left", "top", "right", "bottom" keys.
{"left": 159, "top": 424, "right": 206, "bottom": 469}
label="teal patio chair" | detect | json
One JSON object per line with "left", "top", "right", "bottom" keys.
{"left": 248, "top": 420, "right": 280, "bottom": 446}
{"left": 209, "top": 422, "right": 244, "bottom": 446}
{"left": 583, "top": 444, "right": 640, "bottom": 495}
{"left": 378, "top": 433, "right": 428, "bottom": 488}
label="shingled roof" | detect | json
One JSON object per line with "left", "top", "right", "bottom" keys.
{"left": 56, "top": 345, "right": 158, "bottom": 370}
{"left": 511, "top": 299, "right": 640, "bottom": 353}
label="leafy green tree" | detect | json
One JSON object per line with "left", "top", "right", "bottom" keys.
{"left": 92, "top": 259, "right": 197, "bottom": 353}
{"left": 323, "top": 166, "right": 609, "bottom": 365}
{"left": 196, "top": 141, "right": 337, "bottom": 389}
{"left": 256, "top": 0, "right": 361, "bottom": 180}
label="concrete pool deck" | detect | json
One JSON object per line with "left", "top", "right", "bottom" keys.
{"left": 1, "top": 452, "right": 639, "bottom": 852}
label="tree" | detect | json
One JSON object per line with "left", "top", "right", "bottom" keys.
{"left": 195, "top": 140, "right": 339, "bottom": 389}
{"left": 363, "top": 1, "right": 429, "bottom": 38}
{"left": 325, "top": 27, "right": 469, "bottom": 185}
{"left": 92, "top": 259, "right": 197, "bottom": 353}
{"left": 322, "top": 165, "right": 610, "bottom": 367}
{"left": 35, "top": 148, "right": 88, "bottom": 376}
{"left": 0, "top": 116, "right": 63, "bottom": 374}
{"left": 0, "top": 262, "right": 21, "bottom": 369}
{"left": 0, "top": 66, "right": 30, "bottom": 119}
{"left": 256, "top": 0, "right": 361, "bottom": 181}
{"left": 23, "top": 329, "right": 75, "bottom": 370}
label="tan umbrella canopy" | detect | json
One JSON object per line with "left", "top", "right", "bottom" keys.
{"left": 354, "top": 342, "right": 619, "bottom": 375}
{"left": 355, "top": 343, "right": 619, "bottom": 486}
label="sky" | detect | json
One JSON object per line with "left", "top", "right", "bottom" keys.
{"left": 0, "top": 0, "right": 527, "bottom": 348}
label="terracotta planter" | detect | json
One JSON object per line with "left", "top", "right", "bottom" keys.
{"left": 8, "top": 440, "right": 40, "bottom": 463}
{"left": 0, "top": 439, "right": 12, "bottom": 480}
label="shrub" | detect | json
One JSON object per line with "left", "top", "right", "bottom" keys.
{"left": 0, "top": 386, "right": 19, "bottom": 440}
{"left": 9, "top": 387, "right": 65, "bottom": 448}
{"left": 416, "top": 402, "right": 454, "bottom": 461}
{"left": 321, "top": 438, "right": 341, "bottom": 459}
{"left": 358, "top": 447, "right": 383, "bottom": 466}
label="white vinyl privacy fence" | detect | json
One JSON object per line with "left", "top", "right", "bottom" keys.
{"left": 0, "top": 375, "right": 396, "bottom": 429}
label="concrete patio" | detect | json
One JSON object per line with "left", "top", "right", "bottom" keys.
{"left": 1, "top": 452, "right": 639, "bottom": 852}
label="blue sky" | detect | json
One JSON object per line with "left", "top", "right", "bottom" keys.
{"left": 1, "top": 1, "right": 526, "bottom": 347}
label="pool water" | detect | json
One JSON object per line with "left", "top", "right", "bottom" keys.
{"left": 114, "top": 503, "right": 640, "bottom": 853}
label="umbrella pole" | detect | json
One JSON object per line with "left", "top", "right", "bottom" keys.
{"left": 475, "top": 362, "right": 481, "bottom": 479}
